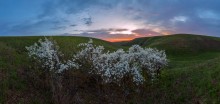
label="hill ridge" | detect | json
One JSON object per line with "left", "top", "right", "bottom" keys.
{"left": 114, "top": 34, "right": 220, "bottom": 55}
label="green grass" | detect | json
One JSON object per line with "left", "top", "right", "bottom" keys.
{"left": 0, "top": 36, "right": 121, "bottom": 103}
{"left": 1, "top": 34, "right": 220, "bottom": 103}
{"left": 152, "top": 56, "right": 220, "bottom": 103}
{"left": 117, "top": 34, "right": 220, "bottom": 56}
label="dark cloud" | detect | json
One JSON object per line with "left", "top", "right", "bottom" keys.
{"left": 132, "top": 29, "right": 162, "bottom": 36}
{"left": 70, "top": 24, "right": 77, "bottom": 27}
{"left": 50, "top": 26, "right": 67, "bottom": 30}
{"left": 85, "top": 29, "right": 109, "bottom": 33}
{"left": 62, "top": 28, "right": 162, "bottom": 41}
{"left": 62, "top": 30, "right": 110, "bottom": 39}
{"left": 84, "top": 28, "right": 128, "bottom": 33}
{"left": 83, "top": 17, "right": 93, "bottom": 26}
{"left": 109, "top": 28, "right": 128, "bottom": 32}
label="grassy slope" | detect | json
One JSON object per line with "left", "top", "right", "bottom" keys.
{"left": 116, "top": 34, "right": 220, "bottom": 56}
{"left": 117, "top": 34, "right": 220, "bottom": 103}
{"left": 1, "top": 34, "right": 220, "bottom": 103}
{"left": 0, "top": 36, "right": 121, "bottom": 103}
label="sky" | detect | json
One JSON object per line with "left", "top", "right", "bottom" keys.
{"left": 0, "top": 0, "right": 220, "bottom": 42}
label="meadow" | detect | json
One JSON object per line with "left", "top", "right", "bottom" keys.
{"left": 1, "top": 34, "right": 220, "bottom": 103}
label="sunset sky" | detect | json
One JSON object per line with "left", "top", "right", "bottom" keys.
{"left": 1, "top": 0, "right": 220, "bottom": 41}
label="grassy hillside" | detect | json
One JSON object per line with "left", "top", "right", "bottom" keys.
{"left": 0, "top": 36, "right": 121, "bottom": 103}
{"left": 146, "top": 56, "right": 220, "bottom": 103}
{"left": 116, "top": 34, "right": 220, "bottom": 103}
{"left": 1, "top": 34, "right": 220, "bottom": 103}
{"left": 116, "top": 34, "right": 220, "bottom": 56}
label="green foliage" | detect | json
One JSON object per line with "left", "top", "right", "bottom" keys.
{"left": 1, "top": 34, "right": 220, "bottom": 103}
{"left": 150, "top": 56, "right": 220, "bottom": 103}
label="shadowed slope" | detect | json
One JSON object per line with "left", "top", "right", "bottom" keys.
{"left": 115, "top": 34, "right": 220, "bottom": 55}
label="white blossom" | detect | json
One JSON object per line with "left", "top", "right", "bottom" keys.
{"left": 94, "top": 49, "right": 132, "bottom": 84}
{"left": 26, "top": 38, "right": 167, "bottom": 86}
{"left": 74, "top": 38, "right": 105, "bottom": 67}
{"left": 26, "top": 37, "right": 78, "bottom": 73}
{"left": 127, "top": 45, "right": 167, "bottom": 79}
{"left": 75, "top": 40, "right": 168, "bottom": 85}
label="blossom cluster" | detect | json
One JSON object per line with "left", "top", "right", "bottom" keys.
{"left": 26, "top": 38, "right": 78, "bottom": 73}
{"left": 26, "top": 38, "right": 167, "bottom": 85}
{"left": 75, "top": 40, "right": 168, "bottom": 85}
{"left": 74, "top": 39, "right": 105, "bottom": 64}
{"left": 127, "top": 45, "right": 168, "bottom": 79}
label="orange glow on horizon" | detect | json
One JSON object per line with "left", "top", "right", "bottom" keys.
{"left": 105, "top": 38, "right": 134, "bottom": 42}
{"left": 161, "top": 31, "right": 171, "bottom": 35}
{"left": 103, "top": 32, "right": 171, "bottom": 42}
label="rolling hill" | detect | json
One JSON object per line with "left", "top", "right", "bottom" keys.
{"left": 1, "top": 34, "right": 220, "bottom": 103}
{"left": 116, "top": 34, "right": 220, "bottom": 103}
{"left": 115, "top": 34, "right": 220, "bottom": 56}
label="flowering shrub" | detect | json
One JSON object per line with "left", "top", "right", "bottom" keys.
{"left": 127, "top": 45, "right": 168, "bottom": 79}
{"left": 74, "top": 39, "right": 104, "bottom": 68}
{"left": 94, "top": 49, "right": 131, "bottom": 83}
{"left": 26, "top": 38, "right": 167, "bottom": 86}
{"left": 75, "top": 40, "right": 168, "bottom": 85}
{"left": 26, "top": 37, "right": 78, "bottom": 73}
{"left": 26, "top": 37, "right": 79, "bottom": 103}
{"left": 26, "top": 38, "right": 168, "bottom": 103}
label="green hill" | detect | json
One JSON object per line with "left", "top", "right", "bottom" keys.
{"left": 1, "top": 34, "right": 220, "bottom": 103}
{"left": 116, "top": 34, "right": 220, "bottom": 56}
{"left": 116, "top": 34, "right": 220, "bottom": 103}
{"left": 0, "top": 36, "right": 121, "bottom": 103}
